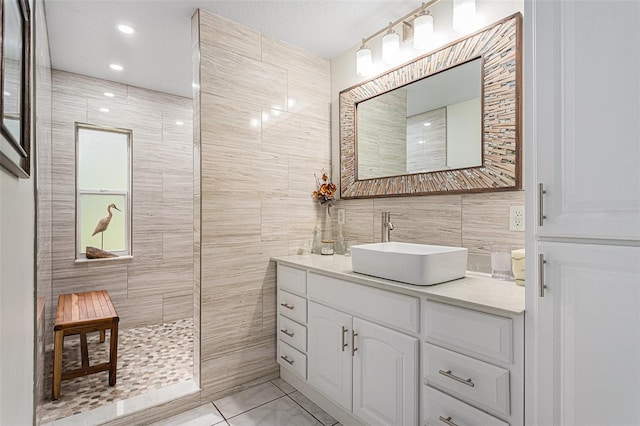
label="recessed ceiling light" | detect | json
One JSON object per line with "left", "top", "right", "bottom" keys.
{"left": 117, "top": 24, "right": 134, "bottom": 34}
{"left": 109, "top": 64, "right": 123, "bottom": 71}
{"left": 175, "top": 120, "right": 184, "bottom": 126}
{"left": 99, "top": 107, "right": 110, "bottom": 113}
{"left": 104, "top": 92, "right": 115, "bottom": 97}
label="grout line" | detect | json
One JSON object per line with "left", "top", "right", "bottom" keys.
{"left": 217, "top": 394, "right": 287, "bottom": 421}
{"left": 285, "top": 393, "right": 331, "bottom": 426}
{"left": 269, "top": 379, "right": 294, "bottom": 395}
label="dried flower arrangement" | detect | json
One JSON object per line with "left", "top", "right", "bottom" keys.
{"left": 312, "top": 170, "right": 337, "bottom": 205}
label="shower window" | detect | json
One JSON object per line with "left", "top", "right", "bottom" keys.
{"left": 75, "top": 124, "right": 132, "bottom": 259}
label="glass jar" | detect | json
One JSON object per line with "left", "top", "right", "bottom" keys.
{"left": 321, "top": 240, "right": 335, "bottom": 255}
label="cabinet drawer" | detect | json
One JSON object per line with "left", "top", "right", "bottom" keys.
{"left": 277, "top": 264, "right": 307, "bottom": 295}
{"left": 278, "top": 290, "right": 307, "bottom": 324}
{"left": 308, "top": 272, "right": 419, "bottom": 333}
{"left": 277, "top": 340, "right": 307, "bottom": 380}
{"left": 425, "top": 344, "right": 510, "bottom": 416}
{"left": 425, "top": 301, "right": 513, "bottom": 364}
{"left": 424, "top": 386, "right": 508, "bottom": 426}
{"left": 278, "top": 315, "right": 307, "bottom": 352}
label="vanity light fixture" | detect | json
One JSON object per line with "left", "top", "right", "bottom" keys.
{"left": 356, "top": 39, "right": 373, "bottom": 77}
{"left": 413, "top": 7, "right": 434, "bottom": 49}
{"left": 117, "top": 24, "right": 134, "bottom": 34}
{"left": 453, "top": 0, "right": 476, "bottom": 32}
{"left": 354, "top": 0, "right": 442, "bottom": 75}
{"left": 109, "top": 64, "right": 124, "bottom": 71}
{"left": 381, "top": 23, "right": 400, "bottom": 64}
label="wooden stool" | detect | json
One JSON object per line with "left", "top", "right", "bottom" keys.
{"left": 52, "top": 290, "right": 119, "bottom": 400}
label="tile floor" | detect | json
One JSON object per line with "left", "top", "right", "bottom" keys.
{"left": 153, "top": 379, "right": 342, "bottom": 426}
{"left": 42, "top": 318, "right": 194, "bottom": 423}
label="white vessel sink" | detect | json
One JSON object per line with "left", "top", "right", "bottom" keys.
{"left": 351, "top": 242, "right": 468, "bottom": 286}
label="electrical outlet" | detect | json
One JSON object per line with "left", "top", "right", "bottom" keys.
{"left": 509, "top": 206, "right": 525, "bottom": 231}
{"left": 337, "top": 208, "right": 346, "bottom": 225}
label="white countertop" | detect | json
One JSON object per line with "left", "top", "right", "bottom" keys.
{"left": 272, "top": 254, "right": 525, "bottom": 316}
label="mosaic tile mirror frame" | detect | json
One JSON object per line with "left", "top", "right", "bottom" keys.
{"left": 339, "top": 13, "right": 522, "bottom": 198}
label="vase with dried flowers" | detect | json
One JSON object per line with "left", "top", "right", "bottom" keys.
{"left": 312, "top": 170, "right": 336, "bottom": 205}
{"left": 312, "top": 169, "right": 337, "bottom": 218}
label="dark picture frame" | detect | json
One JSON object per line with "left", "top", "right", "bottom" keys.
{"left": 0, "top": 0, "right": 31, "bottom": 178}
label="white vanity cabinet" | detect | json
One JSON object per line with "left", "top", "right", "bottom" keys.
{"left": 307, "top": 273, "right": 419, "bottom": 426}
{"left": 276, "top": 264, "right": 308, "bottom": 380}
{"left": 275, "top": 257, "right": 525, "bottom": 426}
{"left": 422, "top": 301, "right": 524, "bottom": 426}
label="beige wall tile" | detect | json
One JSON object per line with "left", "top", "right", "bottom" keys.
{"left": 200, "top": 145, "right": 288, "bottom": 198}
{"left": 200, "top": 93, "right": 262, "bottom": 150}
{"left": 163, "top": 290, "right": 194, "bottom": 322}
{"left": 200, "top": 44, "right": 287, "bottom": 111}
{"left": 127, "top": 264, "right": 193, "bottom": 298}
{"left": 261, "top": 108, "right": 330, "bottom": 161}
{"left": 372, "top": 195, "right": 463, "bottom": 246}
{"left": 199, "top": 9, "right": 262, "bottom": 61}
{"left": 199, "top": 340, "right": 279, "bottom": 401}
{"left": 462, "top": 191, "right": 526, "bottom": 254}
{"left": 201, "top": 197, "right": 261, "bottom": 243}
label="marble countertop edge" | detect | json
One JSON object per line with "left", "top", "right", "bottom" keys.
{"left": 272, "top": 254, "right": 525, "bottom": 316}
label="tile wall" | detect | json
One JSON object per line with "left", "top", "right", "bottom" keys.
{"left": 35, "top": 0, "right": 53, "bottom": 422}
{"left": 194, "top": 9, "right": 331, "bottom": 401}
{"left": 333, "top": 191, "right": 526, "bottom": 272}
{"left": 48, "top": 71, "right": 194, "bottom": 340}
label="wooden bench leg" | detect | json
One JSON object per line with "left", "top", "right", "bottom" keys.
{"left": 52, "top": 330, "right": 63, "bottom": 400}
{"left": 80, "top": 332, "right": 89, "bottom": 368}
{"left": 99, "top": 329, "right": 106, "bottom": 343}
{"left": 108, "top": 321, "right": 119, "bottom": 386}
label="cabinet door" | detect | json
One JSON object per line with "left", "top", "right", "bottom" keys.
{"left": 529, "top": 0, "right": 640, "bottom": 240}
{"left": 536, "top": 242, "right": 640, "bottom": 426}
{"left": 307, "top": 302, "right": 353, "bottom": 410}
{"left": 352, "top": 317, "right": 418, "bottom": 426}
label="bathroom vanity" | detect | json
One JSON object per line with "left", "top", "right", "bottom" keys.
{"left": 273, "top": 254, "right": 525, "bottom": 426}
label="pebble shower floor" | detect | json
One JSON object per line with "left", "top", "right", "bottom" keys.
{"left": 41, "top": 318, "right": 194, "bottom": 423}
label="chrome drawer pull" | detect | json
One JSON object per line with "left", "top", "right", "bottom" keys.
{"left": 439, "top": 416, "right": 458, "bottom": 426}
{"left": 280, "top": 329, "right": 294, "bottom": 337}
{"left": 352, "top": 331, "right": 358, "bottom": 356}
{"left": 280, "top": 303, "right": 294, "bottom": 310}
{"left": 341, "top": 326, "right": 348, "bottom": 352}
{"left": 280, "top": 355, "right": 294, "bottom": 365}
{"left": 438, "top": 369, "right": 475, "bottom": 387}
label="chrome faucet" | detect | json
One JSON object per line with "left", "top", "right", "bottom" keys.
{"left": 381, "top": 211, "right": 394, "bottom": 242}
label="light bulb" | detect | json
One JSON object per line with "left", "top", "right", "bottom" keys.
{"left": 453, "top": 0, "right": 476, "bottom": 32}
{"left": 382, "top": 26, "right": 400, "bottom": 65}
{"left": 356, "top": 45, "right": 373, "bottom": 77}
{"left": 414, "top": 12, "right": 434, "bottom": 50}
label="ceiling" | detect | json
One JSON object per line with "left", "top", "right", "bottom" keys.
{"left": 44, "top": 0, "right": 419, "bottom": 98}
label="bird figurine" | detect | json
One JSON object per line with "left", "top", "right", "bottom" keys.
{"left": 92, "top": 203, "right": 121, "bottom": 249}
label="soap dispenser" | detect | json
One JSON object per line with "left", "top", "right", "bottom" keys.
{"left": 311, "top": 224, "right": 322, "bottom": 254}
{"left": 335, "top": 224, "right": 346, "bottom": 255}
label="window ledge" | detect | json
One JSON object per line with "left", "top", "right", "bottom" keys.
{"left": 75, "top": 255, "right": 133, "bottom": 264}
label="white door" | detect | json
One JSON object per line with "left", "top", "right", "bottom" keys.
{"left": 536, "top": 242, "right": 640, "bottom": 426}
{"left": 307, "top": 302, "right": 353, "bottom": 410}
{"left": 530, "top": 0, "right": 640, "bottom": 240}
{"left": 352, "top": 317, "right": 418, "bottom": 426}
